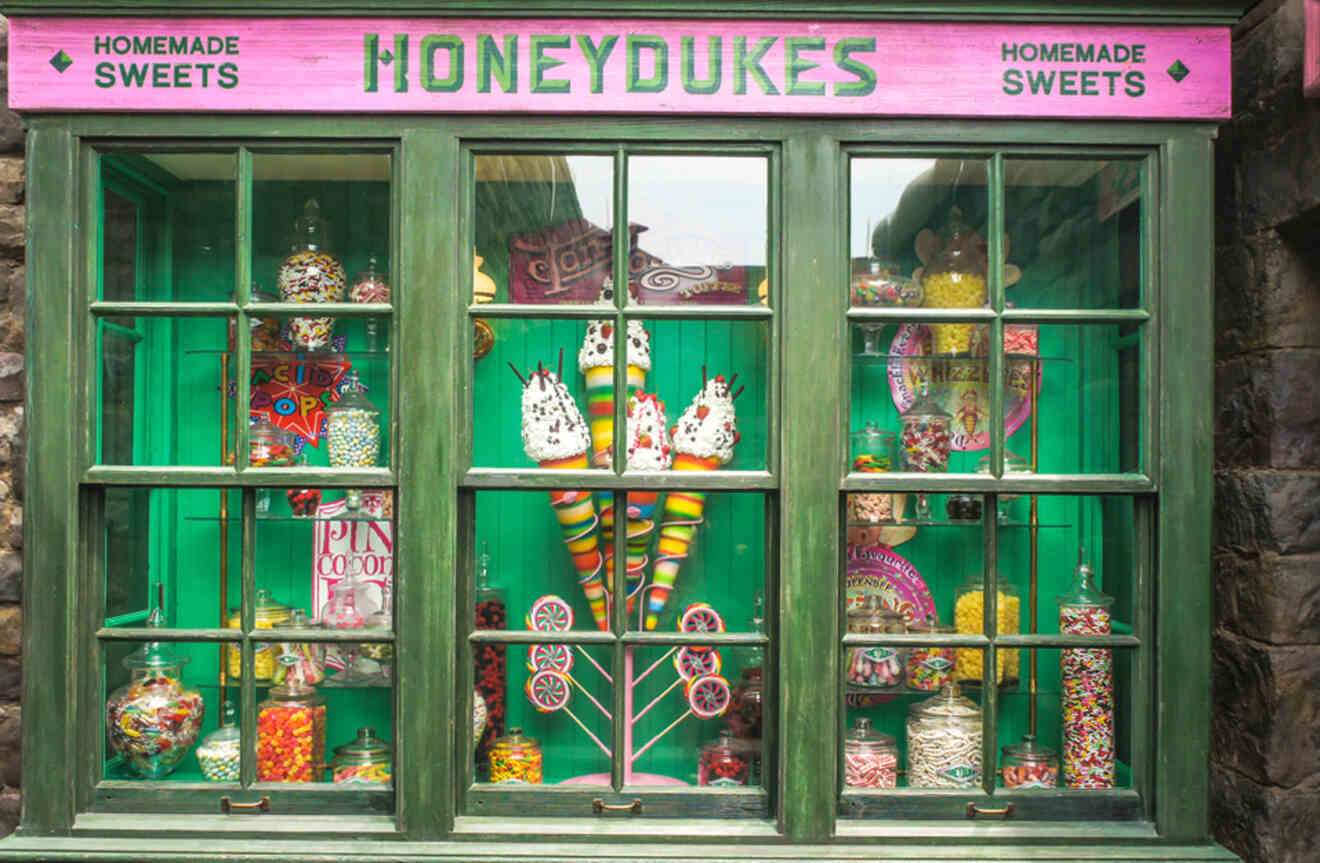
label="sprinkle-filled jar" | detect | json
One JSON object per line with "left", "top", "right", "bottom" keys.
{"left": 226, "top": 588, "right": 291, "bottom": 682}
{"left": 1058, "top": 557, "right": 1115, "bottom": 789}
{"left": 271, "top": 608, "right": 326, "bottom": 686}
{"left": 277, "top": 198, "right": 346, "bottom": 350}
{"left": 196, "top": 700, "right": 241, "bottom": 782}
{"left": 906, "top": 682, "right": 982, "bottom": 788}
{"left": 330, "top": 727, "right": 392, "bottom": 785}
{"left": 257, "top": 678, "right": 327, "bottom": 782}
{"left": 845, "top": 596, "right": 907, "bottom": 693}
{"left": 327, "top": 372, "right": 381, "bottom": 469}
{"left": 1001, "top": 733, "right": 1059, "bottom": 789}
{"left": 698, "top": 730, "right": 751, "bottom": 787}
{"left": 953, "top": 575, "right": 1020, "bottom": 688}
{"left": 899, "top": 387, "right": 951, "bottom": 521}
{"left": 844, "top": 718, "right": 898, "bottom": 788}
{"left": 105, "top": 614, "right": 205, "bottom": 779}
{"left": 489, "top": 727, "right": 542, "bottom": 784}
{"left": 921, "top": 206, "right": 988, "bottom": 356}
{"left": 906, "top": 615, "right": 956, "bottom": 692}
{"left": 848, "top": 422, "right": 899, "bottom": 525}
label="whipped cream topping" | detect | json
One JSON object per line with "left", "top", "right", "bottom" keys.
{"left": 520, "top": 369, "right": 591, "bottom": 463}
{"left": 625, "top": 391, "right": 672, "bottom": 471}
{"left": 578, "top": 320, "right": 652, "bottom": 372}
{"left": 670, "top": 375, "right": 741, "bottom": 464}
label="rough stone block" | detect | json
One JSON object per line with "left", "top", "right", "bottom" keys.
{"left": 1215, "top": 350, "right": 1320, "bottom": 469}
{"left": 1216, "top": 471, "right": 1320, "bottom": 555}
{"left": 0, "top": 206, "right": 20, "bottom": 255}
{"left": 1212, "top": 765, "right": 1320, "bottom": 863}
{"left": 1216, "top": 550, "right": 1320, "bottom": 644}
{"left": 0, "top": 659, "right": 19, "bottom": 704}
{"left": 0, "top": 607, "right": 20, "bottom": 658}
{"left": 0, "top": 553, "right": 19, "bottom": 606}
{"left": 1211, "top": 632, "right": 1320, "bottom": 790}
{"left": 0, "top": 355, "right": 22, "bottom": 404}
{"left": 0, "top": 159, "right": 23, "bottom": 206}
{"left": 1216, "top": 226, "right": 1320, "bottom": 354}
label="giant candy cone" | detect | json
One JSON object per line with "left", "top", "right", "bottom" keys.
{"left": 624, "top": 491, "right": 661, "bottom": 614}
{"left": 541, "top": 453, "right": 609, "bottom": 631}
{"left": 645, "top": 454, "right": 719, "bottom": 630}
{"left": 584, "top": 364, "right": 647, "bottom": 466}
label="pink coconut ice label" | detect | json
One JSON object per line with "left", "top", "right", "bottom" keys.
{"left": 10, "top": 18, "right": 1229, "bottom": 120}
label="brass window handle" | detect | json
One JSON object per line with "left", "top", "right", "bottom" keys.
{"left": 592, "top": 798, "right": 642, "bottom": 815}
{"left": 220, "top": 795, "right": 271, "bottom": 813}
{"left": 966, "top": 802, "right": 1015, "bottom": 820}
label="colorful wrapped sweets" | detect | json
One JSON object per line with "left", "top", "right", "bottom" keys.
{"left": 517, "top": 363, "right": 609, "bottom": 631}
{"left": 622, "top": 391, "right": 672, "bottom": 611}
{"left": 646, "top": 372, "right": 741, "bottom": 631}
{"left": 1058, "top": 559, "right": 1115, "bottom": 789}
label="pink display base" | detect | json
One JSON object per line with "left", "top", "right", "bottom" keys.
{"left": 559, "top": 772, "right": 687, "bottom": 786}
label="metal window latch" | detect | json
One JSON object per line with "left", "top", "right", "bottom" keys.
{"left": 220, "top": 795, "right": 271, "bottom": 813}
{"left": 592, "top": 798, "right": 642, "bottom": 815}
{"left": 966, "top": 801, "right": 1015, "bottom": 820}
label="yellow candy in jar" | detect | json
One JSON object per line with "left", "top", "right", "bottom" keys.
{"left": 953, "top": 588, "right": 1020, "bottom": 684}
{"left": 923, "top": 271, "right": 988, "bottom": 355}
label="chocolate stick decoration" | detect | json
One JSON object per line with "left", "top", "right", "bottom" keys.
{"left": 701, "top": 365, "right": 707, "bottom": 389}
{"left": 558, "top": 347, "right": 564, "bottom": 382}
{"left": 731, "top": 386, "right": 746, "bottom": 401}
{"left": 538, "top": 361, "right": 546, "bottom": 391}
{"left": 508, "top": 362, "right": 528, "bottom": 387}
{"left": 727, "top": 373, "right": 739, "bottom": 391}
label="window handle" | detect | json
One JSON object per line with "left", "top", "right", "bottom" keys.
{"left": 966, "top": 802, "right": 1014, "bottom": 820}
{"left": 592, "top": 798, "right": 642, "bottom": 815}
{"left": 220, "top": 795, "right": 270, "bottom": 813}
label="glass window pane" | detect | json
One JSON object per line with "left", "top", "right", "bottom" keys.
{"left": 627, "top": 156, "right": 767, "bottom": 307}
{"left": 474, "top": 155, "right": 614, "bottom": 305}
{"left": 100, "top": 152, "right": 237, "bottom": 303}
{"left": 1003, "top": 159, "right": 1145, "bottom": 309}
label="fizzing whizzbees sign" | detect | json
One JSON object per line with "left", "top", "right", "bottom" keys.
{"left": 9, "top": 18, "right": 1230, "bottom": 119}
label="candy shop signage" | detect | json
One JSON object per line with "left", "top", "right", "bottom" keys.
{"left": 311, "top": 496, "right": 393, "bottom": 616}
{"left": 9, "top": 18, "right": 1229, "bottom": 119}
{"left": 249, "top": 355, "right": 350, "bottom": 444}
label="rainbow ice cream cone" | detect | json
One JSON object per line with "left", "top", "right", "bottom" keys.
{"left": 622, "top": 391, "right": 672, "bottom": 613}
{"left": 519, "top": 365, "right": 609, "bottom": 631}
{"left": 645, "top": 374, "right": 741, "bottom": 631}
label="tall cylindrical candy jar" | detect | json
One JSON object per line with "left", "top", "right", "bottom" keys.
{"left": 1058, "top": 557, "right": 1115, "bottom": 789}
{"left": 899, "top": 387, "right": 951, "bottom": 520}
{"left": 277, "top": 198, "right": 345, "bottom": 350}
{"left": 921, "top": 206, "right": 988, "bottom": 356}
{"left": 257, "top": 677, "right": 327, "bottom": 782}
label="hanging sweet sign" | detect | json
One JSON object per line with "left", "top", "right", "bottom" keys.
{"left": 248, "top": 353, "right": 351, "bottom": 445}
{"left": 9, "top": 18, "right": 1230, "bottom": 120}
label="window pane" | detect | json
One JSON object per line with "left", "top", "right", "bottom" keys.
{"left": 100, "top": 152, "right": 237, "bottom": 304}
{"left": 474, "top": 155, "right": 614, "bottom": 305}
{"left": 627, "top": 155, "right": 767, "bottom": 307}
{"left": 1003, "top": 159, "right": 1145, "bottom": 309}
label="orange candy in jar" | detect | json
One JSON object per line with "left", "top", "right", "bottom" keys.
{"left": 257, "top": 676, "right": 326, "bottom": 782}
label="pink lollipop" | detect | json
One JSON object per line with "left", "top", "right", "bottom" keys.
{"left": 686, "top": 673, "right": 732, "bottom": 719}
{"left": 527, "top": 595, "right": 574, "bottom": 632}
{"left": 526, "top": 669, "right": 571, "bottom": 713}
{"left": 528, "top": 643, "right": 574, "bottom": 675}
{"left": 674, "top": 646, "right": 722, "bottom": 681}
{"left": 678, "top": 603, "right": 725, "bottom": 650}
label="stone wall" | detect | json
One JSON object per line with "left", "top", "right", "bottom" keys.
{"left": 1212, "top": 1, "right": 1320, "bottom": 861}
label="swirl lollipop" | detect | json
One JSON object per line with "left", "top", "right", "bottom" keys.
{"left": 527, "top": 595, "right": 574, "bottom": 632}
{"left": 679, "top": 602, "right": 726, "bottom": 652}
{"left": 686, "top": 673, "right": 733, "bottom": 720}
{"left": 527, "top": 643, "right": 574, "bottom": 675}
{"left": 524, "top": 669, "right": 612, "bottom": 758}
{"left": 674, "top": 646, "right": 722, "bottom": 681}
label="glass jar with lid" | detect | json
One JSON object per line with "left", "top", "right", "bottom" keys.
{"left": 196, "top": 699, "right": 241, "bottom": 782}
{"left": 326, "top": 371, "right": 382, "bottom": 517}
{"left": 489, "top": 727, "right": 543, "bottom": 784}
{"left": 349, "top": 255, "right": 392, "bottom": 352}
{"left": 473, "top": 542, "right": 506, "bottom": 772}
{"left": 330, "top": 726, "right": 392, "bottom": 784}
{"left": 851, "top": 257, "right": 921, "bottom": 356}
{"left": 976, "top": 450, "right": 1033, "bottom": 523}
{"left": 899, "top": 386, "right": 951, "bottom": 521}
{"left": 321, "top": 573, "right": 379, "bottom": 687}
{"left": 105, "top": 609, "right": 205, "bottom": 779}
{"left": 272, "top": 608, "right": 326, "bottom": 686}
{"left": 921, "top": 205, "right": 988, "bottom": 356}
{"left": 226, "top": 588, "right": 291, "bottom": 682}
{"left": 906, "top": 682, "right": 982, "bottom": 788}
{"left": 698, "top": 730, "right": 751, "bottom": 787}
{"left": 906, "top": 614, "right": 956, "bottom": 692}
{"left": 848, "top": 422, "right": 901, "bottom": 527}
{"left": 1058, "top": 556, "right": 1115, "bottom": 789}
{"left": 257, "top": 675, "right": 327, "bottom": 782}
{"left": 953, "top": 574, "right": 1020, "bottom": 689}
{"left": 845, "top": 595, "right": 907, "bottom": 693}
{"left": 1001, "top": 733, "right": 1059, "bottom": 789}
{"left": 843, "top": 718, "right": 898, "bottom": 788}
{"left": 277, "top": 198, "right": 346, "bottom": 350}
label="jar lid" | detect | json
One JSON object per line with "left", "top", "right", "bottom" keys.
{"left": 275, "top": 607, "right": 320, "bottom": 634}
{"left": 494, "top": 727, "right": 538, "bottom": 749}
{"left": 293, "top": 198, "right": 329, "bottom": 251}
{"left": 928, "top": 205, "right": 987, "bottom": 278}
{"left": 1001, "top": 733, "right": 1056, "bottom": 762}
{"left": 333, "top": 727, "right": 392, "bottom": 763}
{"left": 900, "top": 387, "right": 951, "bottom": 421}
{"left": 353, "top": 255, "right": 387, "bottom": 284}
{"left": 958, "top": 574, "right": 1018, "bottom": 596}
{"left": 846, "top": 595, "right": 906, "bottom": 633}
{"left": 254, "top": 588, "right": 290, "bottom": 616}
{"left": 703, "top": 730, "right": 739, "bottom": 754}
{"left": 123, "top": 607, "right": 188, "bottom": 671}
{"left": 977, "top": 450, "right": 1030, "bottom": 475}
{"left": 845, "top": 717, "right": 896, "bottom": 750}
{"left": 1057, "top": 556, "right": 1113, "bottom": 609}
{"left": 907, "top": 614, "right": 955, "bottom": 635}
{"left": 330, "top": 371, "right": 378, "bottom": 413}
{"left": 909, "top": 682, "right": 981, "bottom": 719}
{"left": 850, "top": 421, "right": 895, "bottom": 443}
{"left": 202, "top": 700, "right": 241, "bottom": 745}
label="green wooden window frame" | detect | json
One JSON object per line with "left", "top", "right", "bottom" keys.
{"left": 15, "top": 113, "right": 1220, "bottom": 859}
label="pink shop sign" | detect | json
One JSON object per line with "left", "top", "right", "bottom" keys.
{"left": 10, "top": 17, "right": 1230, "bottom": 120}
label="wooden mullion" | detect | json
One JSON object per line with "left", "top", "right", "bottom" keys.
{"left": 463, "top": 468, "right": 775, "bottom": 491}
{"left": 90, "top": 301, "right": 237, "bottom": 318}
{"left": 238, "top": 488, "right": 257, "bottom": 790}
{"left": 981, "top": 494, "right": 999, "bottom": 796}
{"left": 233, "top": 147, "right": 253, "bottom": 474}
{"left": 242, "top": 301, "right": 393, "bottom": 317}
{"left": 472, "top": 303, "right": 773, "bottom": 321}
{"left": 842, "top": 473, "right": 1155, "bottom": 494}
{"left": 78, "top": 487, "right": 106, "bottom": 814}
{"left": 988, "top": 152, "right": 1006, "bottom": 485}
{"left": 1133, "top": 495, "right": 1155, "bottom": 818}
{"left": 846, "top": 307, "right": 995, "bottom": 323}
{"left": 84, "top": 465, "right": 394, "bottom": 486}
{"left": 609, "top": 107, "right": 626, "bottom": 803}
{"left": 1000, "top": 308, "right": 1151, "bottom": 324}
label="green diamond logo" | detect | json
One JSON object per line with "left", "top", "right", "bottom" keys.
{"left": 938, "top": 765, "right": 981, "bottom": 784}
{"left": 49, "top": 50, "right": 73, "bottom": 73}
{"left": 1167, "top": 60, "right": 1190, "bottom": 83}
{"left": 379, "top": 50, "right": 394, "bottom": 65}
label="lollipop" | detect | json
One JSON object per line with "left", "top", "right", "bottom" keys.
{"left": 526, "top": 595, "right": 574, "bottom": 632}
{"left": 679, "top": 602, "right": 726, "bottom": 650}
{"left": 527, "top": 643, "right": 574, "bottom": 675}
{"left": 686, "top": 673, "right": 733, "bottom": 719}
{"left": 674, "top": 646, "right": 722, "bottom": 681}
{"left": 524, "top": 669, "right": 612, "bottom": 758}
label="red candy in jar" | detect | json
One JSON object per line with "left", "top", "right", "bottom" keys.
{"left": 698, "top": 731, "right": 750, "bottom": 787}
{"left": 257, "top": 679, "right": 326, "bottom": 782}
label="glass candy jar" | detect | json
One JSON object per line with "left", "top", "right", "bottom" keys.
{"left": 277, "top": 198, "right": 345, "bottom": 350}
{"left": 196, "top": 700, "right": 241, "bottom": 782}
{"left": 976, "top": 450, "right": 1032, "bottom": 522}
{"left": 327, "top": 371, "right": 382, "bottom": 517}
{"left": 359, "top": 608, "right": 395, "bottom": 682}
{"left": 105, "top": 615, "right": 205, "bottom": 779}
{"left": 851, "top": 257, "right": 921, "bottom": 356}
{"left": 845, "top": 595, "right": 907, "bottom": 693}
{"left": 848, "top": 422, "right": 900, "bottom": 528}
{"left": 249, "top": 419, "right": 295, "bottom": 514}
{"left": 953, "top": 575, "right": 1020, "bottom": 689}
{"left": 1058, "top": 557, "right": 1116, "bottom": 789}
{"left": 257, "top": 677, "right": 327, "bottom": 782}
{"left": 906, "top": 615, "right": 956, "bottom": 692}
{"left": 321, "top": 574, "right": 379, "bottom": 687}
{"left": 349, "top": 255, "right": 391, "bottom": 352}
{"left": 472, "top": 542, "right": 507, "bottom": 772}
{"left": 698, "top": 730, "right": 751, "bottom": 787}
{"left": 921, "top": 206, "right": 988, "bottom": 356}
{"left": 330, "top": 727, "right": 392, "bottom": 784}
{"left": 899, "top": 386, "right": 951, "bottom": 520}
{"left": 1001, "top": 734, "right": 1059, "bottom": 789}
{"left": 843, "top": 718, "right": 898, "bottom": 788}
{"left": 272, "top": 608, "right": 326, "bottom": 686}
{"left": 489, "top": 727, "right": 543, "bottom": 784}
{"left": 226, "top": 588, "right": 291, "bottom": 682}
{"left": 906, "top": 682, "right": 982, "bottom": 788}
